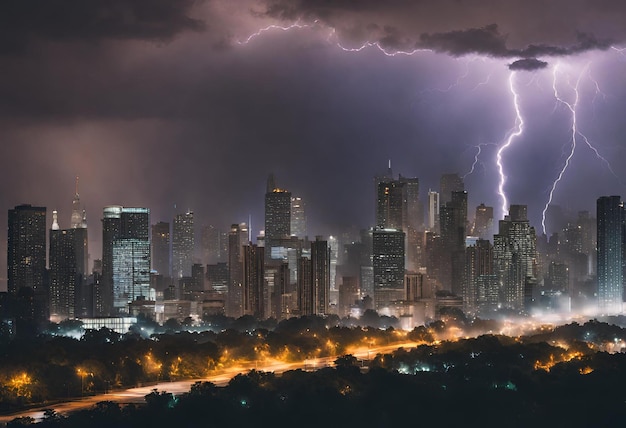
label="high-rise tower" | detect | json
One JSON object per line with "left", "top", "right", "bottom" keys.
{"left": 100, "top": 206, "right": 150, "bottom": 316}
{"left": 265, "top": 175, "right": 291, "bottom": 259}
{"left": 172, "top": 211, "right": 194, "bottom": 278}
{"left": 597, "top": 196, "right": 624, "bottom": 314}
{"left": 8, "top": 204, "right": 47, "bottom": 322}
{"left": 151, "top": 221, "right": 170, "bottom": 276}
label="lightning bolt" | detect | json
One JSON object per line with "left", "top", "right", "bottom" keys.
{"left": 541, "top": 63, "right": 622, "bottom": 234}
{"left": 541, "top": 64, "right": 580, "bottom": 235}
{"left": 462, "top": 143, "right": 497, "bottom": 179}
{"left": 496, "top": 72, "right": 524, "bottom": 220}
{"left": 237, "top": 21, "right": 319, "bottom": 45}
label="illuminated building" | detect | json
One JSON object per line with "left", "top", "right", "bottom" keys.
{"left": 373, "top": 228, "right": 405, "bottom": 309}
{"left": 172, "top": 211, "right": 194, "bottom": 278}
{"left": 151, "top": 221, "right": 170, "bottom": 276}
{"left": 49, "top": 210, "right": 88, "bottom": 320}
{"left": 463, "top": 239, "right": 495, "bottom": 314}
{"left": 243, "top": 243, "right": 265, "bottom": 318}
{"left": 439, "top": 190, "right": 467, "bottom": 295}
{"left": 297, "top": 255, "right": 313, "bottom": 315}
{"left": 201, "top": 225, "right": 228, "bottom": 264}
{"left": 311, "top": 237, "right": 330, "bottom": 316}
{"left": 493, "top": 205, "right": 538, "bottom": 312}
{"left": 427, "top": 190, "right": 440, "bottom": 233}
{"left": 472, "top": 203, "right": 494, "bottom": 240}
{"left": 597, "top": 196, "right": 624, "bottom": 314}
{"left": 439, "top": 173, "right": 464, "bottom": 205}
{"left": 290, "top": 196, "right": 306, "bottom": 237}
{"left": 265, "top": 174, "right": 291, "bottom": 259}
{"left": 227, "top": 222, "right": 248, "bottom": 318}
{"left": 100, "top": 206, "right": 151, "bottom": 316}
{"left": 8, "top": 204, "right": 47, "bottom": 322}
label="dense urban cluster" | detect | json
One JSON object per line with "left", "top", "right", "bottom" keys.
{"left": 1, "top": 169, "right": 625, "bottom": 424}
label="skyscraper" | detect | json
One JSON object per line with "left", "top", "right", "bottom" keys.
{"left": 172, "top": 211, "right": 194, "bottom": 278}
{"left": 439, "top": 173, "right": 464, "bottom": 205}
{"left": 311, "top": 237, "right": 330, "bottom": 316}
{"left": 439, "top": 190, "right": 468, "bottom": 295}
{"left": 464, "top": 238, "right": 496, "bottom": 315}
{"left": 243, "top": 243, "right": 265, "bottom": 318}
{"left": 597, "top": 196, "right": 624, "bottom": 314}
{"left": 493, "top": 205, "right": 538, "bottom": 311}
{"left": 472, "top": 203, "right": 494, "bottom": 240}
{"left": 8, "top": 204, "right": 47, "bottom": 322}
{"left": 372, "top": 228, "right": 405, "bottom": 309}
{"left": 265, "top": 176, "right": 291, "bottom": 257}
{"left": 49, "top": 210, "right": 88, "bottom": 320}
{"left": 151, "top": 221, "right": 170, "bottom": 276}
{"left": 100, "top": 206, "right": 150, "bottom": 316}
{"left": 290, "top": 196, "right": 306, "bottom": 238}
{"left": 227, "top": 222, "right": 248, "bottom": 318}
{"left": 427, "top": 190, "right": 440, "bottom": 233}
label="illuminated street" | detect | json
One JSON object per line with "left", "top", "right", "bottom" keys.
{"left": 0, "top": 342, "right": 420, "bottom": 425}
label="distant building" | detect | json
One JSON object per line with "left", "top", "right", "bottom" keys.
{"left": 49, "top": 210, "right": 88, "bottom": 320}
{"left": 597, "top": 196, "right": 624, "bottom": 314}
{"left": 100, "top": 206, "right": 151, "bottom": 316}
{"left": 473, "top": 203, "right": 494, "bottom": 240}
{"left": 290, "top": 196, "right": 306, "bottom": 238}
{"left": 439, "top": 173, "right": 464, "bottom": 205}
{"left": 373, "top": 228, "right": 405, "bottom": 309}
{"left": 151, "top": 221, "right": 170, "bottom": 276}
{"left": 172, "top": 211, "right": 194, "bottom": 278}
{"left": 8, "top": 204, "right": 47, "bottom": 323}
{"left": 227, "top": 222, "right": 248, "bottom": 318}
{"left": 265, "top": 175, "right": 291, "bottom": 259}
{"left": 243, "top": 244, "right": 265, "bottom": 318}
{"left": 493, "top": 205, "right": 538, "bottom": 312}
{"left": 427, "top": 190, "right": 440, "bottom": 233}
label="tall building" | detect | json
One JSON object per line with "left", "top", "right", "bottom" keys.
{"left": 100, "top": 206, "right": 151, "bottom": 316}
{"left": 439, "top": 190, "right": 468, "bottom": 295}
{"left": 172, "top": 211, "right": 194, "bottom": 278}
{"left": 439, "top": 173, "right": 464, "bottom": 205}
{"left": 297, "top": 256, "right": 313, "bottom": 315}
{"left": 227, "top": 222, "right": 248, "bottom": 318}
{"left": 311, "top": 237, "right": 331, "bottom": 316}
{"left": 49, "top": 210, "right": 88, "bottom": 320}
{"left": 290, "top": 197, "right": 306, "bottom": 238}
{"left": 151, "top": 221, "right": 170, "bottom": 276}
{"left": 242, "top": 244, "right": 265, "bottom": 318}
{"left": 372, "top": 228, "right": 405, "bottom": 309}
{"left": 8, "top": 204, "right": 47, "bottom": 322}
{"left": 597, "top": 196, "right": 624, "bottom": 314}
{"left": 493, "top": 205, "right": 538, "bottom": 311}
{"left": 265, "top": 175, "right": 291, "bottom": 258}
{"left": 201, "top": 225, "right": 228, "bottom": 264}
{"left": 427, "top": 190, "right": 440, "bottom": 233}
{"left": 473, "top": 203, "right": 494, "bottom": 240}
{"left": 376, "top": 179, "right": 406, "bottom": 230}
{"left": 464, "top": 239, "right": 496, "bottom": 315}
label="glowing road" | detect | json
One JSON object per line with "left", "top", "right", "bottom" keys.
{"left": 0, "top": 341, "right": 420, "bottom": 425}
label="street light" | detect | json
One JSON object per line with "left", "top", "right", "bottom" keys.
{"left": 77, "top": 368, "right": 93, "bottom": 396}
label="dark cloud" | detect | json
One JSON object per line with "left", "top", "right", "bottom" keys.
{"left": 263, "top": 0, "right": 625, "bottom": 57}
{"left": 508, "top": 58, "right": 549, "bottom": 71}
{"left": 0, "top": 0, "right": 204, "bottom": 54}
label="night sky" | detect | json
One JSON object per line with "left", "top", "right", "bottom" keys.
{"left": 2, "top": 0, "right": 626, "bottom": 289}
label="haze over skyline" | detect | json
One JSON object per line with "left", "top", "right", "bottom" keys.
{"left": 2, "top": 1, "right": 626, "bottom": 290}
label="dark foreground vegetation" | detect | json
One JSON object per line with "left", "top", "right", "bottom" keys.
{"left": 3, "top": 313, "right": 626, "bottom": 426}
{"left": 6, "top": 335, "right": 626, "bottom": 428}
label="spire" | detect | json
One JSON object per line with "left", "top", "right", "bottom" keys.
{"left": 52, "top": 210, "right": 59, "bottom": 230}
{"left": 70, "top": 175, "right": 83, "bottom": 228}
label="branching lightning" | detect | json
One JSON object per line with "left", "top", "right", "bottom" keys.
{"left": 541, "top": 64, "right": 580, "bottom": 234}
{"left": 496, "top": 72, "right": 524, "bottom": 220}
{"left": 463, "top": 143, "right": 497, "bottom": 179}
{"left": 541, "top": 63, "right": 621, "bottom": 234}
{"left": 237, "top": 21, "right": 318, "bottom": 45}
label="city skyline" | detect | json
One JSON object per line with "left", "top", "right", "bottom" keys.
{"left": 2, "top": 1, "right": 626, "bottom": 290}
